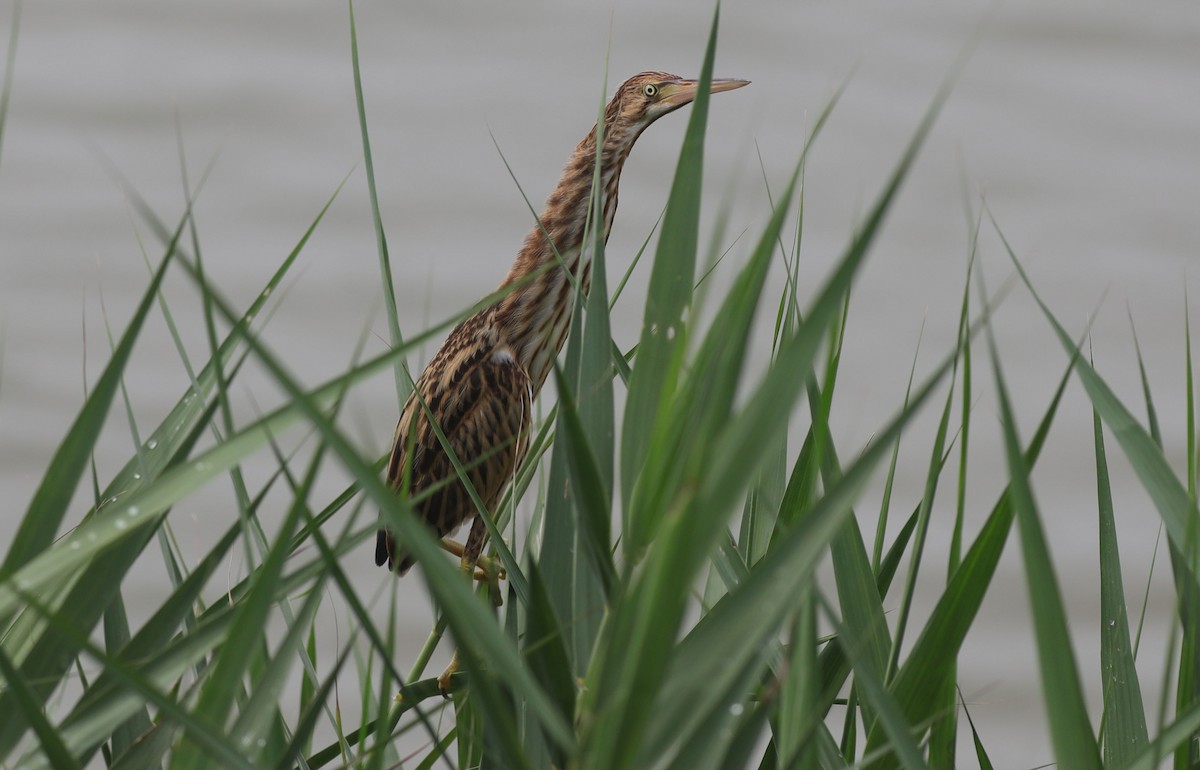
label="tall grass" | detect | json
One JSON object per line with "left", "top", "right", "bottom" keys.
{"left": 1, "top": 4, "right": 1197, "bottom": 769}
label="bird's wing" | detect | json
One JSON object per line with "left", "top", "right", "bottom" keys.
{"left": 376, "top": 349, "right": 532, "bottom": 573}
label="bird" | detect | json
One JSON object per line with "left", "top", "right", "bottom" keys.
{"left": 376, "top": 71, "right": 749, "bottom": 593}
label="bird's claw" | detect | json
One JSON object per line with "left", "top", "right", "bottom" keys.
{"left": 470, "top": 553, "right": 506, "bottom": 582}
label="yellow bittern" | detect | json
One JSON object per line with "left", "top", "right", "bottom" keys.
{"left": 377, "top": 71, "right": 748, "bottom": 618}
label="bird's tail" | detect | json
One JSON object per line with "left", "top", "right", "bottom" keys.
{"left": 375, "top": 529, "right": 416, "bottom": 575}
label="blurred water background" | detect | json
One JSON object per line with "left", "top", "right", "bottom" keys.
{"left": 1, "top": 0, "right": 1198, "bottom": 764}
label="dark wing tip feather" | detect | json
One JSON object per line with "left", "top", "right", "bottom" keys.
{"left": 376, "top": 527, "right": 416, "bottom": 576}
{"left": 375, "top": 528, "right": 392, "bottom": 568}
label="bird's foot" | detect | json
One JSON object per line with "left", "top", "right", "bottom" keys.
{"left": 440, "top": 538, "right": 505, "bottom": 583}
{"left": 473, "top": 553, "right": 507, "bottom": 584}
{"left": 457, "top": 548, "right": 505, "bottom": 606}
{"left": 437, "top": 651, "right": 461, "bottom": 696}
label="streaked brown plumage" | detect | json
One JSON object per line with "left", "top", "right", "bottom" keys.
{"left": 377, "top": 71, "right": 749, "bottom": 576}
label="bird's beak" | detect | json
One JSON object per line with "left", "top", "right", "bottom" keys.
{"left": 658, "top": 77, "right": 751, "bottom": 109}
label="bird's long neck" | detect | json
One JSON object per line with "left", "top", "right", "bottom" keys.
{"left": 495, "top": 119, "right": 640, "bottom": 393}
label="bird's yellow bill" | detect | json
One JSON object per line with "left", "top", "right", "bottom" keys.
{"left": 659, "top": 77, "right": 751, "bottom": 108}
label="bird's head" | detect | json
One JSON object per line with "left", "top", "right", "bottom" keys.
{"left": 607, "top": 71, "right": 750, "bottom": 131}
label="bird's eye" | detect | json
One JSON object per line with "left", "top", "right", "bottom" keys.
{"left": 643, "top": 84, "right": 658, "bottom": 97}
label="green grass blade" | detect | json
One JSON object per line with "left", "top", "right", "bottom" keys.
{"left": 820, "top": 596, "right": 927, "bottom": 770}
{"left": 11, "top": 588, "right": 260, "bottom": 770}
{"left": 0, "top": 645, "right": 79, "bottom": 770}
{"left": 453, "top": 688, "right": 483, "bottom": 769}
{"left": 553, "top": 366, "right": 617, "bottom": 594}
{"left": 803, "top": 360, "right": 893, "bottom": 712}
{"left": 109, "top": 723, "right": 177, "bottom": 770}
{"left": 1187, "top": 292, "right": 1196, "bottom": 499}
{"left": 0, "top": 386, "right": 321, "bottom": 620}
{"left": 228, "top": 582, "right": 325, "bottom": 763}
{"left": 867, "top": 351, "right": 1076, "bottom": 767}
{"left": 1132, "top": 308, "right": 1200, "bottom": 770}
{"left": 776, "top": 426, "right": 820, "bottom": 537}
{"left": 0, "top": 529, "right": 157, "bottom": 758}
{"left": 292, "top": 501, "right": 445, "bottom": 760}
{"left": 263, "top": 376, "right": 448, "bottom": 762}
{"left": 1124, "top": 699, "right": 1200, "bottom": 770}
{"left": 94, "top": 289, "right": 155, "bottom": 759}
{"left": 573, "top": 84, "right": 619, "bottom": 654}
{"left": 281, "top": 645, "right": 352, "bottom": 770}
{"left": 950, "top": 243, "right": 977, "bottom": 577}
{"left": 814, "top": 500, "right": 919, "bottom": 717}
{"left": 1094, "top": 397, "right": 1150, "bottom": 764}
{"left": 32, "top": 512, "right": 424, "bottom": 770}
{"left": 695, "top": 62, "right": 951, "bottom": 558}
{"left": 716, "top": 702, "right": 772, "bottom": 770}
{"left": 816, "top": 725, "right": 852, "bottom": 769}
{"left": 624, "top": 162, "right": 799, "bottom": 560}
{"left": 347, "top": 0, "right": 407, "bottom": 402}
{"left": 580, "top": 69, "right": 616, "bottom": 503}
{"left": 1178, "top": 294, "right": 1200, "bottom": 770}
{"left": 581, "top": 166, "right": 801, "bottom": 770}
{"left": 523, "top": 560, "right": 576, "bottom": 766}
{"left": 299, "top": 556, "right": 320, "bottom": 757}
{"left": 1128, "top": 314, "right": 1163, "bottom": 446}
{"left": 619, "top": 3, "right": 720, "bottom": 515}
{"left": 0, "top": 389, "right": 217, "bottom": 731}
{"left": 644, "top": 336, "right": 962, "bottom": 767}
{"left": 777, "top": 596, "right": 819, "bottom": 770}
{"left": 661, "top": 657, "right": 771, "bottom": 770}
{"left": 985, "top": 300, "right": 1101, "bottom": 769}
{"left": 961, "top": 696, "right": 995, "bottom": 770}
{"left": 457, "top": 643, "right": 530, "bottom": 770}
{"left": 537, "top": 80, "right": 618, "bottom": 660}
{"left": 737, "top": 421, "right": 787, "bottom": 570}
{"left": 872, "top": 337, "right": 922, "bottom": 572}
{"left": 995, "top": 218, "right": 1200, "bottom": 574}
{"left": 537, "top": 309, "right": 586, "bottom": 667}
{"left": 703, "top": 531, "right": 752, "bottom": 610}
{"left": 101, "top": 593, "right": 148, "bottom": 762}
{"left": 27, "top": 524, "right": 242, "bottom": 768}
{"left": 888, "top": 349, "right": 961, "bottom": 682}
{"left": 829, "top": 513, "right": 891, "bottom": 718}
{"left": 173, "top": 469, "right": 318, "bottom": 768}
{"left": 929, "top": 253, "right": 976, "bottom": 770}
{"left": 0, "top": 224, "right": 177, "bottom": 580}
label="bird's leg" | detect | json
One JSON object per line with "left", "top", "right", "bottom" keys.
{"left": 462, "top": 516, "right": 505, "bottom": 607}
{"left": 438, "top": 536, "right": 506, "bottom": 584}
{"left": 437, "top": 517, "right": 503, "bottom": 694}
